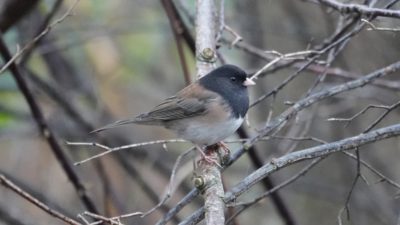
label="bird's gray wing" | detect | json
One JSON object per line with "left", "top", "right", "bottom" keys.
{"left": 91, "top": 83, "right": 216, "bottom": 133}
{"left": 134, "top": 96, "right": 207, "bottom": 123}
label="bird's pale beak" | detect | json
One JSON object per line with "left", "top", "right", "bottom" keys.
{"left": 243, "top": 78, "right": 256, "bottom": 86}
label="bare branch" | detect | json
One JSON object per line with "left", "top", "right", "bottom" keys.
{"left": 195, "top": 0, "right": 217, "bottom": 77}
{"left": 328, "top": 104, "right": 395, "bottom": 123}
{"left": 248, "top": 49, "right": 321, "bottom": 82}
{"left": 0, "top": 174, "right": 81, "bottom": 225}
{"left": 329, "top": 100, "right": 400, "bottom": 132}
{"left": 66, "top": 139, "right": 187, "bottom": 165}
{"left": 223, "top": 25, "right": 243, "bottom": 48}
{"left": 194, "top": 1, "right": 225, "bottom": 225}
{"left": 315, "top": 0, "right": 400, "bottom": 19}
{"left": 82, "top": 211, "right": 143, "bottom": 225}
{"left": 362, "top": 19, "right": 400, "bottom": 32}
{"left": 338, "top": 148, "right": 361, "bottom": 223}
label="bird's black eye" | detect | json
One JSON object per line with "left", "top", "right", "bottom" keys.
{"left": 230, "top": 76, "right": 237, "bottom": 82}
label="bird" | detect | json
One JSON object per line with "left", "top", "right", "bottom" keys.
{"left": 92, "top": 64, "right": 255, "bottom": 158}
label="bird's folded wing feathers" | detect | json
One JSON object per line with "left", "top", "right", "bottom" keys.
{"left": 135, "top": 97, "right": 207, "bottom": 122}
{"left": 90, "top": 83, "right": 217, "bottom": 133}
{"left": 90, "top": 98, "right": 207, "bottom": 133}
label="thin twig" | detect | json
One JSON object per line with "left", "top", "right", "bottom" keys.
{"left": 83, "top": 211, "right": 143, "bottom": 225}
{"left": 328, "top": 103, "right": 395, "bottom": 123}
{"left": 224, "top": 25, "right": 242, "bottom": 48}
{"left": 215, "top": 0, "right": 225, "bottom": 43}
{"left": 66, "top": 139, "right": 187, "bottom": 165}
{"left": 363, "top": 100, "right": 400, "bottom": 133}
{"left": 78, "top": 214, "right": 90, "bottom": 225}
{"left": 328, "top": 100, "right": 400, "bottom": 132}
{"left": 342, "top": 152, "right": 400, "bottom": 190}
{"left": 338, "top": 148, "right": 361, "bottom": 223}
{"left": 315, "top": 0, "right": 400, "bottom": 19}
{"left": 249, "top": 56, "right": 319, "bottom": 108}
{"left": 361, "top": 19, "right": 400, "bottom": 32}
{"left": 248, "top": 50, "right": 321, "bottom": 82}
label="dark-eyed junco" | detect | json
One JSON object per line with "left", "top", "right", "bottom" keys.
{"left": 92, "top": 64, "right": 255, "bottom": 150}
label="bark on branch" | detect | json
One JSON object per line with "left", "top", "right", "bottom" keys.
{"left": 194, "top": 1, "right": 225, "bottom": 225}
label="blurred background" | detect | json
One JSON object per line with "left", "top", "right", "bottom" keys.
{"left": 0, "top": 0, "right": 400, "bottom": 224}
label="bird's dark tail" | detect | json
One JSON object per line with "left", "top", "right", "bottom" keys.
{"left": 90, "top": 119, "right": 136, "bottom": 133}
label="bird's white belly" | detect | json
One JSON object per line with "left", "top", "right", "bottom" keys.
{"left": 178, "top": 117, "right": 244, "bottom": 146}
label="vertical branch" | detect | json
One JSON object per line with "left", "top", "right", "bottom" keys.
{"left": 194, "top": 1, "right": 225, "bottom": 225}
{"left": 196, "top": 157, "right": 225, "bottom": 225}
{"left": 195, "top": 0, "right": 217, "bottom": 77}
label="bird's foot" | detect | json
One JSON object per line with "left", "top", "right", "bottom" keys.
{"left": 196, "top": 146, "right": 222, "bottom": 168}
{"left": 217, "top": 141, "right": 231, "bottom": 154}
